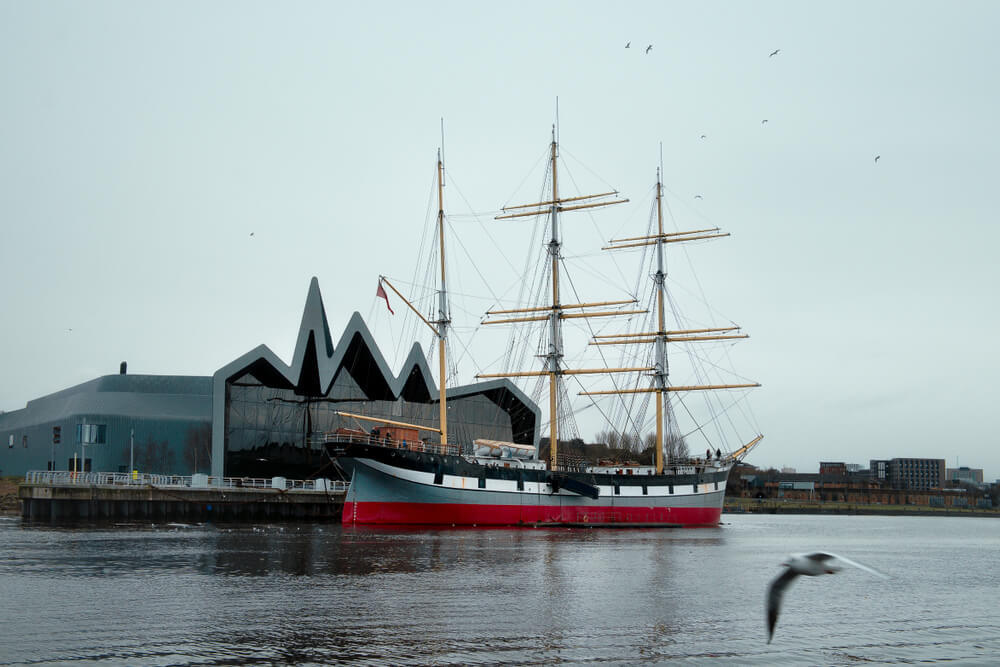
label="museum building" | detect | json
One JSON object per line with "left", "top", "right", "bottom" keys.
{"left": 0, "top": 278, "right": 540, "bottom": 480}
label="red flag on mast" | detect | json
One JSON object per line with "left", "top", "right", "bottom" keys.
{"left": 376, "top": 280, "right": 394, "bottom": 314}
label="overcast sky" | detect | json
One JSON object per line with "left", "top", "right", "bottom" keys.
{"left": 2, "top": 1, "right": 998, "bottom": 479}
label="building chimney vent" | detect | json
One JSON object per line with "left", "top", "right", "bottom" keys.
{"left": 120, "top": 361, "right": 127, "bottom": 375}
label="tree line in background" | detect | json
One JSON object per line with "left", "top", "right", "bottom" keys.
{"left": 538, "top": 430, "right": 691, "bottom": 466}
{"left": 594, "top": 430, "right": 691, "bottom": 461}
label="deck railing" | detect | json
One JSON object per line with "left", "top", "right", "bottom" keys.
{"left": 316, "top": 431, "right": 462, "bottom": 457}
{"left": 23, "top": 470, "right": 348, "bottom": 493}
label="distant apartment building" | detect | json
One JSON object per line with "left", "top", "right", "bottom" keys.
{"left": 819, "top": 461, "right": 847, "bottom": 476}
{"left": 870, "top": 459, "right": 890, "bottom": 482}
{"left": 886, "top": 458, "right": 946, "bottom": 490}
{"left": 947, "top": 466, "right": 984, "bottom": 485}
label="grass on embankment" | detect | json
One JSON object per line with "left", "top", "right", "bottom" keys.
{"left": 725, "top": 498, "right": 999, "bottom": 517}
{"left": 0, "top": 477, "right": 20, "bottom": 515}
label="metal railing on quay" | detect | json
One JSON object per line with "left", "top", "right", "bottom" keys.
{"left": 23, "top": 470, "right": 348, "bottom": 493}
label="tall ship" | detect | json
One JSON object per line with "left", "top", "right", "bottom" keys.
{"left": 331, "top": 128, "right": 762, "bottom": 526}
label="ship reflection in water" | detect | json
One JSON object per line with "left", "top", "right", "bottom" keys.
{"left": 206, "top": 524, "right": 723, "bottom": 579}
{"left": 1, "top": 516, "right": 999, "bottom": 665}
{"left": 206, "top": 525, "right": 563, "bottom": 577}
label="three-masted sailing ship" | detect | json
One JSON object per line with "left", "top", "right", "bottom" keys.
{"left": 333, "top": 130, "right": 762, "bottom": 526}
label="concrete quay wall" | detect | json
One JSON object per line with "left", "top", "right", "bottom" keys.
{"left": 19, "top": 483, "right": 346, "bottom": 523}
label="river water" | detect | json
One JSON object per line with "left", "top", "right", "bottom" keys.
{"left": 0, "top": 514, "right": 998, "bottom": 665}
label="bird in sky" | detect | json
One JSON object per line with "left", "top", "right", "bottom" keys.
{"left": 694, "top": 195, "right": 703, "bottom": 199}
{"left": 761, "top": 119, "right": 768, "bottom": 125}
{"left": 700, "top": 134, "right": 707, "bottom": 139}
{"left": 625, "top": 41, "right": 630, "bottom": 48}
{"left": 875, "top": 155, "right": 881, "bottom": 163}
{"left": 769, "top": 49, "right": 781, "bottom": 57}
{"left": 250, "top": 232, "right": 255, "bottom": 237}
{"left": 766, "top": 552, "right": 886, "bottom": 644}
{"left": 646, "top": 44, "right": 652, "bottom": 54}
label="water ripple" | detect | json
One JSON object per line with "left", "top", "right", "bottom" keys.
{"left": 1, "top": 517, "right": 998, "bottom": 665}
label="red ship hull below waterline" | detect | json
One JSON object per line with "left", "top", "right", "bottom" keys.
{"left": 342, "top": 501, "right": 721, "bottom": 527}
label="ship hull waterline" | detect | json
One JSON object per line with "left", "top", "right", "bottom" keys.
{"left": 338, "top": 451, "right": 728, "bottom": 528}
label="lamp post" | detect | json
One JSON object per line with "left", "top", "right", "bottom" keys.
{"left": 79, "top": 418, "right": 86, "bottom": 475}
{"left": 130, "top": 428, "right": 134, "bottom": 481}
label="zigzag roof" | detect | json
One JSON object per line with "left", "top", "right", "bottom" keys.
{"left": 211, "top": 278, "right": 539, "bottom": 469}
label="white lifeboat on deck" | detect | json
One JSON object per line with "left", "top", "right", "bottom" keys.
{"left": 473, "top": 439, "right": 536, "bottom": 459}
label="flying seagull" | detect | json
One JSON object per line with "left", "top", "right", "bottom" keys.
{"left": 694, "top": 195, "right": 703, "bottom": 199}
{"left": 761, "top": 119, "right": 768, "bottom": 125}
{"left": 769, "top": 49, "right": 780, "bottom": 57}
{"left": 875, "top": 155, "right": 880, "bottom": 163}
{"left": 700, "top": 134, "right": 707, "bottom": 139}
{"left": 767, "top": 552, "right": 886, "bottom": 644}
{"left": 646, "top": 44, "right": 653, "bottom": 54}
{"left": 625, "top": 41, "right": 630, "bottom": 48}
{"left": 250, "top": 232, "right": 255, "bottom": 237}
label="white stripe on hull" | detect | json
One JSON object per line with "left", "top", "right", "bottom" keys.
{"left": 348, "top": 457, "right": 727, "bottom": 509}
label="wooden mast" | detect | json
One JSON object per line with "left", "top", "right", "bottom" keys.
{"left": 377, "top": 148, "right": 450, "bottom": 454}
{"left": 596, "top": 170, "right": 760, "bottom": 471}
{"left": 547, "top": 128, "right": 561, "bottom": 471}
{"left": 436, "top": 150, "right": 449, "bottom": 453}
{"left": 653, "top": 169, "right": 667, "bottom": 474}
{"left": 480, "top": 129, "right": 628, "bottom": 470}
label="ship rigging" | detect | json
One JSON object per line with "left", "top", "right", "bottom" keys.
{"left": 330, "top": 125, "right": 764, "bottom": 526}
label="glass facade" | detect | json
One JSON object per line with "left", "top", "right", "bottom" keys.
{"left": 76, "top": 424, "right": 107, "bottom": 445}
{"left": 225, "top": 370, "right": 530, "bottom": 479}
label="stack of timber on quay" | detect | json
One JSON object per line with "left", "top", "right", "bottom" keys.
{"left": 17, "top": 472, "right": 346, "bottom": 523}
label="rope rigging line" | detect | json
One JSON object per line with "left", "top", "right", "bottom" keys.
{"left": 675, "top": 391, "right": 717, "bottom": 452}
{"left": 444, "top": 172, "right": 521, "bottom": 276}
{"left": 664, "top": 275, "right": 757, "bottom": 448}
{"left": 650, "top": 184, "right": 760, "bottom": 455}
{"left": 378, "top": 272, "right": 435, "bottom": 371}
{"left": 559, "top": 147, "right": 624, "bottom": 196}
{"left": 445, "top": 218, "right": 505, "bottom": 311}
{"left": 713, "top": 326, "right": 763, "bottom": 435}
{"left": 498, "top": 144, "right": 551, "bottom": 212}
{"left": 563, "top": 371, "right": 621, "bottom": 446}
{"left": 666, "top": 282, "right": 727, "bottom": 445}
{"left": 446, "top": 327, "right": 488, "bottom": 380}
{"left": 391, "top": 164, "right": 441, "bottom": 369}
{"left": 676, "top": 343, "right": 760, "bottom": 386}
{"left": 556, "top": 379, "right": 580, "bottom": 442}
{"left": 560, "top": 259, "right": 647, "bottom": 442}
{"left": 664, "top": 335, "right": 758, "bottom": 451}
{"left": 410, "top": 163, "right": 438, "bottom": 297}
{"left": 659, "top": 182, "right": 742, "bottom": 333}
{"left": 660, "top": 180, "right": 718, "bottom": 228}
{"left": 426, "top": 157, "right": 533, "bottom": 388}
{"left": 590, "top": 205, "right": 663, "bottom": 443}
{"left": 714, "top": 389, "right": 756, "bottom": 450}
{"left": 502, "top": 214, "right": 550, "bottom": 376}
{"left": 606, "top": 286, "right": 657, "bottom": 439}
{"left": 498, "top": 159, "right": 552, "bottom": 377}
{"left": 530, "top": 374, "right": 547, "bottom": 428}
{"left": 558, "top": 157, "right": 634, "bottom": 293}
